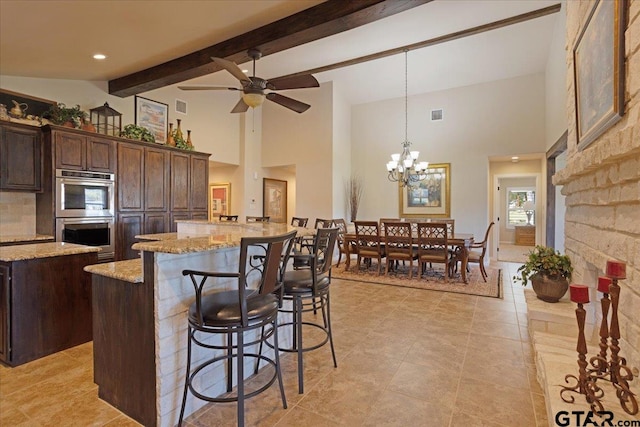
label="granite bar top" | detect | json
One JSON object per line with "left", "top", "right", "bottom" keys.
{"left": 0, "top": 234, "right": 55, "bottom": 244}
{"left": 84, "top": 258, "right": 143, "bottom": 283}
{"left": 135, "top": 232, "right": 179, "bottom": 241}
{"left": 0, "top": 242, "right": 101, "bottom": 262}
{"left": 132, "top": 222, "right": 312, "bottom": 254}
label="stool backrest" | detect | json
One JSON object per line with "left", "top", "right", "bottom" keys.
{"left": 291, "top": 217, "right": 309, "bottom": 227}
{"left": 219, "top": 214, "right": 239, "bottom": 222}
{"left": 246, "top": 216, "right": 270, "bottom": 222}
{"left": 313, "top": 228, "right": 339, "bottom": 276}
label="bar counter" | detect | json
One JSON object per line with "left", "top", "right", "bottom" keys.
{"left": 86, "top": 221, "right": 311, "bottom": 427}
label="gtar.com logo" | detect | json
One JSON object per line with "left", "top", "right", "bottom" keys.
{"left": 554, "top": 410, "right": 640, "bottom": 426}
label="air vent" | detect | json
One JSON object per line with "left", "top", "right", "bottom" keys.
{"left": 431, "top": 109, "right": 443, "bottom": 121}
{"left": 176, "top": 99, "right": 187, "bottom": 115}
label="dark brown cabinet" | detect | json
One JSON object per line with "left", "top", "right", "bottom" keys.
{"left": 0, "top": 122, "right": 42, "bottom": 192}
{"left": 53, "top": 129, "right": 115, "bottom": 173}
{"left": 0, "top": 264, "right": 8, "bottom": 361}
{"left": 170, "top": 152, "right": 190, "bottom": 211}
{"left": 117, "top": 212, "right": 144, "bottom": 260}
{"left": 145, "top": 147, "right": 169, "bottom": 212}
{"left": 0, "top": 252, "right": 97, "bottom": 366}
{"left": 190, "top": 154, "right": 209, "bottom": 213}
{"left": 117, "top": 142, "right": 144, "bottom": 212}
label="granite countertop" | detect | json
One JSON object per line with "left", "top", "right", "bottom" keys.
{"left": 0, "top": 234, "right": 55, "bottom": 244}
{"left": 0, "top": 242, "right": 101, "bottom": 262}
{"left": 132, "top": 223, "right": 313, "bottom": 254}
{"left": 135, "top": 232, "right": 179, "bottom": 241}
{"left": 84, "top": 258, "right": 143, "bottom": 283}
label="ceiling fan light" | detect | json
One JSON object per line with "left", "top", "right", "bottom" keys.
{"left": 242, "top": 92, "right": 265, "bottom": 108}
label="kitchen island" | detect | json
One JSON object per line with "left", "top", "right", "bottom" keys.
{"left": 0, "top": 242, "right": 99, "bottom": 366}
{"left": 84, "top": 221, "right": 311, "bottom": 427}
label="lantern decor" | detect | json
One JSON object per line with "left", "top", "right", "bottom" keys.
{"left": 560, "top": 260, "right": 638, "bottom": 416}
{"left": 90, "top": 102, "right": 122, "bottom": 136}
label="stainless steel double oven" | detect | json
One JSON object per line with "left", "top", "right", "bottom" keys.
{"left": 55, "top": 169, "right": 115, "bottom": 261}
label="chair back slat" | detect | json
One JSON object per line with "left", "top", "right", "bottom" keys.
{"left": 417, "top": 222, "right": 449, "bottom": 255}
{"left": 291, "top": 217, "right": 309, "bottom": 227}
{"left": 246, "top": 216, "right": 270, "bottom": 222}
{"left": 219, "top": 214, "right": 238, "bottom": 222}
{"left": 384, "top": 221, "right": 413, "bottom": 253}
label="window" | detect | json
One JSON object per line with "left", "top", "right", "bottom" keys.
{"left": 507, "top": 188, "right": 535, "bottom": 228}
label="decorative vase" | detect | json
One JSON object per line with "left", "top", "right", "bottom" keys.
{"left": 62, "top": 120, "right": 75, "bottom": 128}
{"left": 186, "top": 130, "right": 193, "bottom": 149}
{"left": 167, "top": 123, "right": 175, "bottom": 147}
{"left": 175, "top": 119, "right": 184, "bottom": 142}
{"left": 531, "top": 272, "right": 569, "bottom": 303}
{"left": 81, "top": 118, "right": 96, "bottom": 133}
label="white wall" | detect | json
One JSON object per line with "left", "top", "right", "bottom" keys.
{"left": 352, "top": 73, "right": 547, "bottom": 240}
{"left": 331, "top": 81, "right": 351, "bottom": 221}
{"left": 545, "top": 0, "right": 569, "bottom": 148}
{"left": 262, "top": 82, "right": 334, "bottom": 222}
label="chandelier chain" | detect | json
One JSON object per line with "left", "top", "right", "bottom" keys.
{"left": 404, "top": 49, "right": 408, "bottom": 143}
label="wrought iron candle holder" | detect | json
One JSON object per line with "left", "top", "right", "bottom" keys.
{"left": 561, "top": 285, "right": 606, "bottom": 413}
{"left": 588, "top": 277, "right": 611, "bottom": 376}
{"left": 601, "top": 262, "right": 638, "bottom": 415}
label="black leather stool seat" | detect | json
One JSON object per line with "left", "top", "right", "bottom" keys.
{"left": 283, "top": 271, "right": 330, "bottom": 295}
{"left": 190, "top": 291, "right": 279, "bottom": 326}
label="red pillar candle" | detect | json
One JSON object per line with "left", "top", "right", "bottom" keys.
{"left": 606, "top": 260, "right": 626, "bottom": 279}
{"left": 570, "top": 284, "right": 590, "bottom": 304}
{"left": 597, "top": 276, "right": 612, "bottom": 294}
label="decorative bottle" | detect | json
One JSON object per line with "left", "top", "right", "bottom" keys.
{"left": 186, "top": 130, "right": 193, "bottom": 149}
{"left": 175, "top": 119, "right": 184, "bottom": 142}
{"left": 167, "top": 123, "right": 175, "bottom": 146}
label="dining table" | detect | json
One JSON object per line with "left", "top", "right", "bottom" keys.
{"left": 342, "top": 231, "right": 475, "bottom": 283}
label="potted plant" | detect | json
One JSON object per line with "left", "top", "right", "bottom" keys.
{"left": 514, "top": 245, "right": 573, "bottom": 302}
{"left": 44, "top": 103, "right": 88, "bottom": 128}
{"left": 119, "top": 124, "right": 155, "bottom": 143}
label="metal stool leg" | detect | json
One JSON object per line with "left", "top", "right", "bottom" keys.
{"left": 237, "top": 331, "right": 245, "bottom": 427}
{"left": 178, "top": 327, "right": 193, "bottom": 427}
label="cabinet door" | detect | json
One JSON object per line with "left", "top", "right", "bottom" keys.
{"left": 117, "top": 143, "right": 144, "bottom": 211}
{"left": 0, "top": 263, "right": 10, "bottom": 363}
{"left": 190, "top": 154, "right": 209, "bottom": 211}
{"left": 117, "top": 213, "right": 144, "bottom": 260}
{"left": 170, "top": 152, "right": 190, "bottom": 211}
{"left": 144, "top": 212, "right": 168, "bottom": 235}
{"left": 190, "top": 211, "right": 208, "bottom": 220}
{"left": 144, "top": 148, "right": 169, "bottom": 211}
{"left": 87, "top": 136, "right": 115, "bottom": 173}
{"left": 0, "top": 124, "right": 42, "bottom": 191}
{"left": 55, "top": 131, "right": 86, "bottom": 170}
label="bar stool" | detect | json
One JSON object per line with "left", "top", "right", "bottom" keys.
{"left": 246, "top": 216, "right": 270, "bottom": 222}
{"left": 219, "top": 214, "right": 239, "bottom": 221}
{"left": 277, "top": 227, "right": 339, "bottom": 393}
{"left": 179, "top": 230, "right": 297, "bottom": 427}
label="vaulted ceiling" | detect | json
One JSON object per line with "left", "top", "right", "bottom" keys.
{"left": 0, "top": 0, "right": 562, "bottom": 105}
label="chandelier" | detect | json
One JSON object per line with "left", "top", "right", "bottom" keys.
{"left": 386, "top": 50, "right": 428, "bottom": 187}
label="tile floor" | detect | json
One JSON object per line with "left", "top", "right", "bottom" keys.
{"left": 0, "top": 260, "right": 547, "bottom": 426}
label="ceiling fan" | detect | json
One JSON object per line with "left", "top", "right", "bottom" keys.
{"left": 178, "top": 48, "right": 319, "bottom": 114}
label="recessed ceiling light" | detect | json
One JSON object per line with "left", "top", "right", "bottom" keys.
{"left": 511, "top": 156, "right": 519, "bottom": 162}
{"left": 242, "top": 69, "right": 249, "bottom": 73}
{"left": 93, "top": 54, "right": 107, "bottom": 60}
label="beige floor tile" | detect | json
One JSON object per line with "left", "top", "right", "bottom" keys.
{"left": 449, "top": 409, "right": 511, "bottom": 427}
{"left": 470, "top": 319, "right": 523, "bottom": 341}
{"left": 362, "top": 390, "right": 453, "bottom": 427}
{"left": 272, "top": 406, "right": 339, "bottom": 427}
{"left": 386, "top": 361, "right": 459, "bottom": 409}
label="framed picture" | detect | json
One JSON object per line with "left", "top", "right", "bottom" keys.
{"left": 0, "top": 88, "right": 56, "bottom": 121}
{"left": 263, "top": 178, "right": 287, "bottom": 223}
{"left": 399, "top": 163, "right": 451, "bottom": 218}
{"left": 209, "top": 183, "right": 231, "bottom": 220}
{"left": 573, "top": 0, "right": 626, "bottom": 150}
{"left": 135, "top": 96, "right": 168, "bottom": 144}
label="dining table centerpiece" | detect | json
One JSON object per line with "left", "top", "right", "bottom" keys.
{"left": 514, "top": 245, "right": 573, "bottom": 302}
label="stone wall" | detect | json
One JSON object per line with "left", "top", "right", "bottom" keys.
{"left": 555, "top": 0, "right": 640, "bottom": 370}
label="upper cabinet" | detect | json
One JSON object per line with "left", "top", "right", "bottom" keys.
{"left": 0, "top": 122, "right": 42, "bottom": 192}
{"left": 52, "top": 128, "right": 115, "bottom": 173}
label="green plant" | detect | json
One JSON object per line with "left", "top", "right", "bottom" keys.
{"left": 171, "top": 129, "right": 193, "bottom": 150}
{"left": 513, "top": 245, "right": 573, "bottom": 286}
{"left": 44, "top": 103, "right": 88, "bottom": 127}
{"left": 119, "top": 124, "right": 155, "bottom": 143}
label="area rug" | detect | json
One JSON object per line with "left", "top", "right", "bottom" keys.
{"left": 332, "top": 262, "right": 502, "bottom": 299}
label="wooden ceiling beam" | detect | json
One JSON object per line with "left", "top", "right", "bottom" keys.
{"left": 275, "top": 4, "right": 562, "bottom": 79}
{"left": 108, "top": 0, "right": 432, "bottom": 97}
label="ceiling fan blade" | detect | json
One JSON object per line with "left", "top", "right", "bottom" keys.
{"left": 267, "top": 74, "right": 319, "bottom": 91}
{"left": 178, "top": 85, "right": 240, "bottom": 91}
{"left": 230, "top": 98, "right": 250, "bottom": 114}
{"left": 266, "top": 93, "right": 310, "bottom": 114}
{"left": 212, "top": 57, "right": 250, "bottom": 83}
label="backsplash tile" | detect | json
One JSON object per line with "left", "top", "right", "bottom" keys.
{"left": 0, "top": 192, "right": 36, "bottom": 236}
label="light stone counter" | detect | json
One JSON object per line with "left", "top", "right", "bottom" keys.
{"left": 84, "top": 258, "right": 143, "bottom": 283}
{"left": 0, "top": 242, "right": 101, "bottom": 262}
{"left": 0, "top": 234, "right": 55, "bottom": 244}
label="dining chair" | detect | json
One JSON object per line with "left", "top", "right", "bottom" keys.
{"left": 246, "top": 216, "right": 270, "bottom": 222}
{"left": 331, "top": 218, "right": 355, "bottom": 267}
{"left": 219, "top": 214, "right": 239, "bottom": 222}
{"left": 416, "top": 222, "right": 453, "bottom": 280}
{"left": 465, "top": 221, "right": 495, "bottom": 281}
{"left": 354, "top": 220, "right": 386, "bottom": 275}
{"left": 291, "top": 217, "right": 309, "bottom": 227}
{"left": 179, "top": 230, "right": 297, "bottom": 427}
{"left": 383, "top": 221, "right": 417, "bottom": 278}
